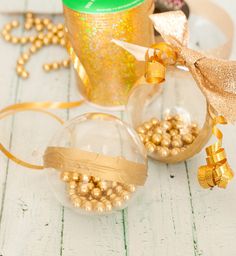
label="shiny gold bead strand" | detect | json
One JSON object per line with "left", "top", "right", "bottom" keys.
{"left": 136, "top": 115, "right": 200, "bottom": 158}
{"left": 1, "top": 12, "right": 70, "bottom": 79}
{"left": 60, "top": 171, "right": 136, "bottom": 213}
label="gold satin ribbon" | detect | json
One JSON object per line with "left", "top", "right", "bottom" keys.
{"left": 198, "top": 116, "right": 234, "bottom": 189}
{"left": 0, "top": 101, "right": 84, "bottom": 169}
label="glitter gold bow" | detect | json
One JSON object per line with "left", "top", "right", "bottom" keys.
{"left": 113, "top": 11, "right": 236, "bottom": 189}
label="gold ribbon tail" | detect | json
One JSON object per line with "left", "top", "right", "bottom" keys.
{"left": 198, "top": 116, "right": 234, "bottom": 189}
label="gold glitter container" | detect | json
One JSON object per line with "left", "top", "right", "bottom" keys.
{"left": 63, "top": 0, "right": 154, "bottom": 109}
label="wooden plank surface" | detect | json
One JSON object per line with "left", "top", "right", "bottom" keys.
{"left": 0, "top": 1, "right": 236, "bottom": 256}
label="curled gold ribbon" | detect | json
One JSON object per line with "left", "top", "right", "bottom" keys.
{"left": 198, "top": 116, "right": 234, "bottom": 189}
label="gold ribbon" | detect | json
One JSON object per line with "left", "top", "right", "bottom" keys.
{"left": 198, "top": 116, "right": 234, "bottom": 189}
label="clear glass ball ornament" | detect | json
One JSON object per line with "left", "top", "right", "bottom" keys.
{"left": 46, "top": 113, "right": 147, "bottom": 215}
{"left": 126, "top": 66, "right": 213, "bottom": 163}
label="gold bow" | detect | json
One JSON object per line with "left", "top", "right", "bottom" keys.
{"left": 113, "top": 11, "right": 236, "bottom": 189}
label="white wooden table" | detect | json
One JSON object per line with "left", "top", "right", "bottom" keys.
{"left": 0, "top": 1, "right": 236, "bottom": 256}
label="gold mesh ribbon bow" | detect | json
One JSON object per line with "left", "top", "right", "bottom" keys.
{"left": 113, "top": 11, "right": 236, "bottom": 189}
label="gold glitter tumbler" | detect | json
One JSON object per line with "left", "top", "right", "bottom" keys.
{"left": 63, "top": 0, "right": 154, "bottom": 108}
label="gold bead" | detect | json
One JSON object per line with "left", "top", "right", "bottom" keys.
{"left": 57, "top": 23, "right": 64, "bottom": 30}
{"left": 112, "top": 197, "right": 123, "bottom": 208}
{"left": 4, "top": 24, "right": 12, "bottom": 31}
{"left": 80, "top": 175, "right": 91, "bottom": 183}
{"left": 25, "top": 12, "right": 34, "bottom": 19}
{"left": 109, "top": 194, "right": 116, "bottom": 201}
{"left": 162, "top": 133, "right": 171, "bottom": 140}
{"left": 147, "top": 130, "right": 153, "bottom": 138}
{"left": 52, "top": 36, "right": 59, "bottom": 44}
{"left": 126, "top": 184, "right": 136, "bottom": 193}
{"left": 72, "top": 172, "right": 80, "bottom": 181}
{"left": 169, "top": 129, "right": 179, "bottom": 137}
{"left": 20, "top": 37, "right": 28, "bottom": 44}
{"left": 91, "top": 188, "right": 102, "bottom": 199}
{"left": 104, "top": 201, "right": 113, "bottom": 211}
{"left": 21, "top": 70, "right": 29, "bottom": 79}
{"left": 4, "top": 34, "right": 11, "bottom": 41}
{"left": 121, "top": 191, "right": 130, "bottom": 201}
{"left": 68, "top": 188, "right": 77, "bottom": 196}
{"left": 98, "top": 181, "right": 109, "bottom": 192}
{"left": 1, "top": 29, "right": 8, "bottom": 36}
{"left": 150, "top": 118, "right": 159, "bottom": 126}
{"left": 43, "top": 18, "right": 51, "bottom": 26}
{"left": 82, "top": 201, "right": 93, "bottom": 211}
{"left": 138, "top": 133, "right": 146, "bottom": 143}
{"left": 57, "top": 30, "right": 64, "bottom": 38}
{"left": 87, "top": 182, "right": 95, "bottom": 191}
{"left": 137, "top": 126, "right": 146, "bottom": 134}
{"left": 160, "top": 121, "right": 172, "bottom": 131}
{"left": 151, "top": 133, "right": 162, "bottom": 145}
{"left": 78, "top": 184, "right": 89, "bottom": 196}
{"left": 30, "top": 45, "right": 37, "bottom": 53}
{"left": 52, "top": 62, "right": 60, "bottom": 70}
{"left": 37, "top": 32, "right": 44, "bottom": 40}
{"left": 106, "top": 188, "right": 113, "bottom": 197}
{"left": 43, "top": 37, "right": 50, "bottom": 45}
{"left": 72, "top": 197, "right": 82, "bottom": 208}
{"left": 24, "top": 22, "right": 33, "bottom": 30}
{"left": 46, "top": 31, "right": 54, "bottom": 39}
{"left": 68, "top": 181, "right": 77, "bottom": 189}
{"left": 22, "top": 52, "right": 30, "bottom": 61}
{"left": 159, "top": 147, "right": 170, "bottom": 157}
{"left": 182, "top": 133, "right": 194, "bottom": 144}
{"left": 172, "top": 139, "right": 183, "bottom": 148}
{"left": 112, "top": 181, "right": 118, "bottom": 188}
{"left": 17, "top": 58, "right": 25, "bottom": 65}
{"left": 43, "top": 64, "right": 51, "bottom": 72}
{"left": 114, "top": 185, "right": 123, "bottom": 194}
{"left": 10, "top": 20, "right": 19, "bottom": 28}
{"left": 154, "top": 126, "right": 163, "bottom": 135}
{"left": 60, "top": 38, "right": 66, "bottom": 46}
{"left": 145, "top": 141, "right": 156, "bottom": 153}
{"left": 171, "top": 148, "right": 181, "bottom": 156}
{"left": 34, "top": 17, "right": 42, "bottom": 25}
{"left": 16, "top": 65, "right": 24, "bottom": 74}
{"left": 61, "top": 59, "right": 70, "bottom": 68}
{"left": 161, "top": 138, "right": 171, "bottom": 147}
{"left": 60, "top": 171, "right": 71, "bottom": 182}
{"left": 95, "top": 202, "right": 105, "bottom": 213}
{"left": 10, "top": 36, "right": 19, "bottom": 44}
{"left": 174, "top": 120, "right": 185, "bottom": 130}
{"left": 36, "top": 24, "right": 43, "bottom": 31}
{"left": 143, "top": 122, "right": 152, "bottom": 130}
{"left": 34, "top": 40, "right": 43, "bottom": 49}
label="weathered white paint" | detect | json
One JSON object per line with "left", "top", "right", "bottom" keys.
{"left": 0, "top": 1, "right": 235, "bottom": 256}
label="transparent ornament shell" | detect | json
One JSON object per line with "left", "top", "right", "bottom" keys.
{"left": 126, "top": 66, "right": 213, "bottom": 163}
{"left": 46, "top": 113, "right": 147, "bottom": 215}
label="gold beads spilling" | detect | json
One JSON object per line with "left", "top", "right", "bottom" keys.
{"left": 136, "top": 115, "right": 200, "bottom": 158}
{"left": 60, "top": 171, "right": 136, "bottom": 213}
{"left": 1, "top": 12, "right": 70, "bottom": 79}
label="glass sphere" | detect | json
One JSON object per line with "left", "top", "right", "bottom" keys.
{"left": 126, "top": 66, "right": 213, "bottom": 163}
{"left": 46, "top": 113, "right": 147, "bottom": 215}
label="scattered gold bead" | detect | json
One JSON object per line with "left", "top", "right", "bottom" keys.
{"left": 109, "top": 194, "right": 116, "bottom": 201}
{"left": 61, "top": 59, "right": 70, "bottom": 68}
{"left": 16, "top": 65, "right": 24, "bottom": 74}
{"left": 36, "top": 24, "right": 43, "bottom": 31}
{"left": 34, "top": 40, "right": 43, "bottom": 49}
{"left": 169, "top": 129, "right": 179, "bottom": 137}
{"left": 11, "top": 36, "right": 19, "bottom": 44}
{"left": 4, "top": 34, "right": 11, "bottom": 41}
{"left": 20, "top": 37, "right": 28, "bottom": 44}
{"left": 150, "top": 118, "right": 159, "bottom": 126}
{"left": 57, "top": 30, "right": 64, "bottom": 38}
{"left": 52, "top": 36, "right": 59, "bottom": 44}
{"left": 43, "top": 37, "right": 50, "bottom": 45}
{"left": 60, "top": 38, "right": 66, "bottom": 46}
{"left": 121, "top": 191, "right": 130, "bottom": 201}
{"left": 143, "top": 122, "right": 152, "bottom": 130}
{"left": 147, "top": 130, "right": 153, "bottom": 138}
{"left": 137, "top": 126, "right": 146, "bottom": 134}
{"left": 52, "top": 62, "right": 60, "bottom": 70}
{"left": 161, "top": 120, "right": 172, "bottom": 131}
{"left": 4, "top": 24, "right": 12, "bottom": 31}
{"left": 26, "top": 12, "right": 34, "bottom": 19}
{"left": 11, "top": 20, "right": 19, "bottom": 27}
{"left": 112, "top": 197, "right": 123, "bottom": 208}
{"left": 82, "top": 201, "right": 93, "bottom": 212}
{"left": 57, "top": 23, "right": 64, "bottom": 30}
{"left": 126, "top": 184, "right": 136, "bottom": 193}
{"left": 171, "top": 148, "right": 181, "bottom": 156}
{"left": 21, "top": 70, "right": 29, "bottom": 79}
{"left": 43, "top": 64, "right": 51, "bottom": 72}
{"left": 95, "top": 202, "right": 105, "bottom": 212}
{"left": 30, "top": 45, "right": 37, "bottom": 53}
{"left": 24, "top": 22, "right": 33, "bottom": 30}
{"left": 151, "top": 133, "right": 162, "bottom": 145}
{"left": 161, "top": 138, "right": 171, "bottom": 147}
{"left": 22, "top": 52, "right": 30, "bottom": 61}
{"left": 115, "top": 185, "right": 123, "bottom": 194}
{"left": 155, "top": 126, "right": 163, "bottom": 135}
{"left": 43, "top": 18, "right": 51, "bottom": 26}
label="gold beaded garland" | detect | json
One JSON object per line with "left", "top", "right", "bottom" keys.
{"left": 136, "top": 114, "right": 200, "bottom": 158}
{"left": 1, "top": 12, "right": 70, "bottom": 79}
